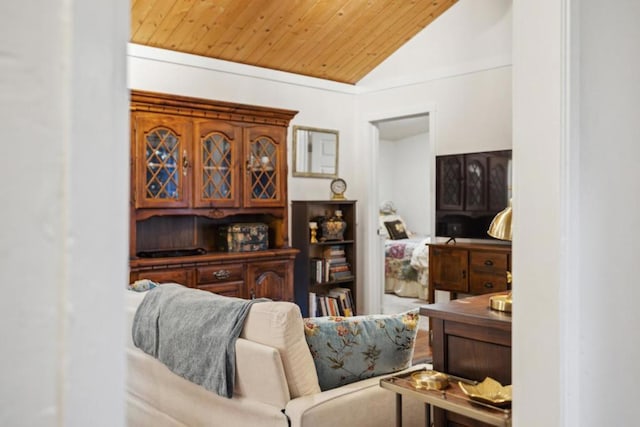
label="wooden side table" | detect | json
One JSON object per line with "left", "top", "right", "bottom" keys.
{"left": 421, "top": 293, "right": 512, "bottom": 427}
{"left": 380, "top": 370, "right": 511, "bottom": 427}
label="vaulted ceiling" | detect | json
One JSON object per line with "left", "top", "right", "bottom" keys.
{"left": 130, "top": 0, "right": 458, "bottom": 85}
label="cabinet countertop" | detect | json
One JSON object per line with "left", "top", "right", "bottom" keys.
{"left": 428, "top": 242, "right": 512, "bottom": 252}
{"left": 130, "top": 247, "right": 299, "bottom": 268}
{"left": 420, "top": 293, "right": 511, "bottom": 331}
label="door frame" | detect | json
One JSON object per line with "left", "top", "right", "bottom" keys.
{"left": 361, "top": 105, "right": 438, "bottom": 315}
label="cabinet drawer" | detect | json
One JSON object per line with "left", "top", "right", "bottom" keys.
{"left": 470, "top": 251, "right": 508, "bottom": 272}
{"left": 470, "top": 272, "right": 508, "bottom": 294}
{"left": 196, "top": 264, "right": 244, "bottom": 285}
{"left": 134, "top": 269, "right": 192, "bottom": 286}
{"left": 196, "top": 281, "right": 243, "bottom": 297}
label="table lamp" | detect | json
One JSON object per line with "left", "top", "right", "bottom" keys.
{"left": 487, "top": 200, "right": 512, "bottom": 312}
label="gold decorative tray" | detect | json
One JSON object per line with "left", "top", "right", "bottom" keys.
{"left": 458, "top": 377, "right": 512, "bottom": 407}
{"left": 411, "top": 370, "right": 450, "bottom": 390}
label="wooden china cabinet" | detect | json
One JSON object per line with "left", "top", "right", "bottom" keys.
{"left": 128, "top": 90, "right": 298, "bottom": 301}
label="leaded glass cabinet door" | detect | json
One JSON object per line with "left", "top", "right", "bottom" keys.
{"left": 464, "top": 154, "right": 488, "bottom": 211}
{"left": 488, "top": 155, "right": 510, "bottom": 211}
{"left": 134, "top": 114, "right": 191, "bottom": 208}
{"left": 436, "top": 155, "right": 464, "bottom": 211}
{"left": 244, "top": 126, "right": 286, "bottom": 207}
{"left": 194, "top": 120, "right": 241, "bottom": 208}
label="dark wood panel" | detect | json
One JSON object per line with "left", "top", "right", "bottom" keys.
{"left": 445, "top": 321, "right": 511, "bottom": 348}
{"left": 422, "top": 293, "right": 511, "bottom": 427}
{"left": 446, "top": 335, "right": 511, "bottom": 385}
{"left": 136, "top": 216, "right": 198, "bottom": 253}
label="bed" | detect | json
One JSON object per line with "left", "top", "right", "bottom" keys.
{"left": 384, "top": 236, "right": 429, "bottom": 299}
{"left": 380, "top": 205, "right": 430, "bottom": 300}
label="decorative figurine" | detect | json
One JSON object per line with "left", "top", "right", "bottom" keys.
{"left": 309, "top": 222, "right": 318, "bottom": 243}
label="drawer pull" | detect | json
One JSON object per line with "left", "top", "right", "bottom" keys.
{"left": 484, "top": 260, "right": 494, "bottom": 266}
{"left": 484, "top": 282, "right": 494, "bottom": 288}
{"left": 213, "top": 270, "right": 231, "bottom": 280}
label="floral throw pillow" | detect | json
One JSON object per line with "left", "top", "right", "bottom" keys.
{"left": 303, "top": 310, "right": 419, "bottom": 391}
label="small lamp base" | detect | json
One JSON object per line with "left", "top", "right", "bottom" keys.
{"left": 489, "top": 293, "right": 512, "bottom": 313}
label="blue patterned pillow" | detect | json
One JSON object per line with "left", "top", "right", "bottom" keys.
{"left": 303, "top": 310, "right": 419, "bottom": 391}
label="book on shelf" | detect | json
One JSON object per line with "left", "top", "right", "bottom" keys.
{"left": 329, "top": 263, "right": 350, "bottom": 273}
{"left": 308, "top": 292, "right": 317, "bottom": 318}
{"left": 329, "top": 270, "right": 353, "bottom": 281}
{"left": 329, "top": 287, "right": 355, "bottom": 316}
{"left": 323, "top": 245, "right": 345, "bottom": 257}
{"left": 307, "top": 287, "right": 355, "bottom": 318}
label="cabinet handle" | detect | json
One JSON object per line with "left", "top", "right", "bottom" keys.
{"left": 484, "top": 260, "right": 494, "bottom": 266}
{"left": 182, "top": 150, "right": 189, "bottom": 176}
{"left": 213, "top": 269, "right": 231, "bottom": 280}
{"left": 484, "top": 282, "right": 494, "bottom": 288}
{"left": 250, "top": 289, "right": 255, "bottom": 299}
{"left": 462, "top": 270, "right": 466, "bottom": 279}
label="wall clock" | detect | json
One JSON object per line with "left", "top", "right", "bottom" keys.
{"left": 330, "top": 178, "right": 347, "bottom": 200}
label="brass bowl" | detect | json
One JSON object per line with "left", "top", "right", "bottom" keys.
{"left": 411, "top": 370, "right": 449, "bottom": 390}
{"left": 458, "top": 377, "right": 512, "bottom": 407}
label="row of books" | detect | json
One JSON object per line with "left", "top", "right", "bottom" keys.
{"left": 308, "top": 287, "right": 355, "bottom": 317}
{"left": 310, "top": 245, "right": 353, "bottom": 283}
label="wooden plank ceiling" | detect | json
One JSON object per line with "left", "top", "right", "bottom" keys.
{"left": 131, "top": 0, "right": 458, "bottom": 85}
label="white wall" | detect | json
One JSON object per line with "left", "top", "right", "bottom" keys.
{"left": 1, "top": 1, "right": 129, "bottom": 426}
{"left": 359, "top": 0, "right": 512, "bottom": 91}
{"left": 514, "top": 1, "right": 640, "bottom": 426}
{"left": 360, "top": 67, "right": 512, "bottom": 155}
{"left": 378, "top": 133, "right": 431, "bottom": 236}
{"left": 378, "top": 138, "right": 395, "bottom": 202}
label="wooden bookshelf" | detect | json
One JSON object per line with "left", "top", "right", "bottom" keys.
{"left": 291, "top": 200, "right": 357, "bottom": 317}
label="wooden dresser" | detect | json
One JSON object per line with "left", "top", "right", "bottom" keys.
{"left": 421, "top": 293, "right": 512, "bottom": 427}
{"left": 128, "top": 90, "right": 298, "bottom": 302}
{"left": 428, "top": 243, "right": 511, "bottom": 303}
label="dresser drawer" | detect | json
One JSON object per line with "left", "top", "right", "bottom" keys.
{"left": 196, "top": 264, "right": 244, "bottom": 285}
{"left": 195, "top": 281, "right": 243, "bottom": 297}
{"left": 470, "top": 251, "right": 508, "bottom": 273}
{"left": 470, "top": 272, "right": 508, "bottom": 294}
{"left": 133, "top": 268, "right": 192, "bottom": 286}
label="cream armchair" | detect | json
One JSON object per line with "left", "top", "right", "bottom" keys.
{"left": 125, "top": 290, "right": 428, "bottom": 427}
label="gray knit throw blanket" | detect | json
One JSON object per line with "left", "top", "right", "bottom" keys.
{"left": 132, "top": 283, "right": 267, "bottom": 398}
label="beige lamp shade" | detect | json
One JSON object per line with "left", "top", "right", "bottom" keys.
{"left": 487, "top": 201, "right": 512, "bottom": 241}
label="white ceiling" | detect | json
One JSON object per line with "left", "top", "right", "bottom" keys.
{"left": 376, "top": 115, "right": 430, "bottom": 141}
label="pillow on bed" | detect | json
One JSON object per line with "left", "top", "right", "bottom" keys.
{"left": 379, "top": 214, "right": 411, "bottom": 238}
{"left": 384, "top": 220, "right": 409, "bottom": 240}
{"left": 303, "top": 310, "right": 419, "bottom": 391}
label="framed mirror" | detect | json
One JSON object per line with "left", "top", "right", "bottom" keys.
{"left": 292, "top": 126, "right": 339, "bottom": 178}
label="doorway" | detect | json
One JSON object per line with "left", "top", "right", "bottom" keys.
{"left": 374, "top": 113, "right": 432, "bottom": 327}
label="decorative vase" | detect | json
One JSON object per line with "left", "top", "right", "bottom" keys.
{"left": 319, "top": 210, "right": 347, "bottom": 241}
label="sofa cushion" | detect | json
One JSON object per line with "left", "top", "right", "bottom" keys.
{"left": 303, "top": 310, "right": 419, "bottom": 391}
{"left": 241, "top": 301, "right": 321, "bottom": 398}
